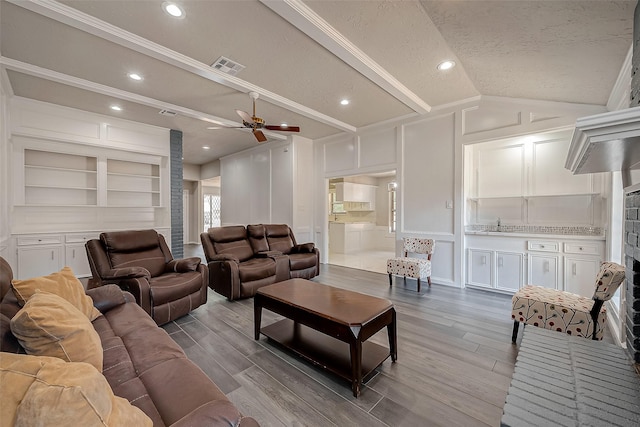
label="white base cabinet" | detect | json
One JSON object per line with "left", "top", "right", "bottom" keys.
{"left": 466, "top": 234, "right": 604, "bottom": 296}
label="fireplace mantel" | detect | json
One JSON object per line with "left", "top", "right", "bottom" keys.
{"left": 566, "top": 106, "right": 640, "bottom": 175}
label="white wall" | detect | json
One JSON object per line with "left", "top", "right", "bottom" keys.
{"left": 0, "top": 73, "right": 10, "bottom": 260}
{"left": 315, "top": 96, "right": 609, "bottom": 287}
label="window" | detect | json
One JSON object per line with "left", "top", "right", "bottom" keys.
{"left": 388, "top": 182, "right": 397, "bottom": 232}
{"left": 203, "top": 194, "right": 221, "bottom": 231}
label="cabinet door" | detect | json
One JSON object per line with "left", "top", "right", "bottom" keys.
{"left": 496, "top": 252, "right": 523, "bottom": 292}
{"left": 468, "top": 249, "right": 492, "bottom": 288}
{"left": 65, "top": 244, "right": 91, "bottom": 277}
{"left": 564, "top": 256, "right": 600, "bottom": 297}
{"left": 528, "top": 254, "right": 559, "bottom": 289}
{"left": 17, "top": 246, "right": 63, "bottom": 280}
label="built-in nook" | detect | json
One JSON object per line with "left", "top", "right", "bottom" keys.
{"left": 327, "top": 171, "right": 396, "bottom": 274}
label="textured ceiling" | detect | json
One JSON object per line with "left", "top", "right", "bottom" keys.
{"left": 0, "top": 0, "right": 635, "bottom": 164}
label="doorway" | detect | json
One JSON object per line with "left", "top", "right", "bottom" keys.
{"left": 327, "top": 171, "right": 396, "bottom": 274}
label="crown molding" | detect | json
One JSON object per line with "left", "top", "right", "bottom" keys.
{"left": 261, "top": 0, "right": 431, "bottom": 114}
{"left": 7, "top": 0, "right": 356, "bottom": 133}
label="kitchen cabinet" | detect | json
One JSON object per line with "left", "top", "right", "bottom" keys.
{"left": 564, "top": 256, "right": 601, "bottom": 297}
{"left": 328, "top": 222, "right": 376, "bottom": 254}
{"left": 468, "top": 249, "right": 492, "bottom": 288}
{"left": 335, "top": 183, "right": 376, "bottom": 210}
{"left": 496, "top": 252, "right": 524, "bottom": 292}
{"left": 467, "top": 248, "right": 523, "bottom": 291}
{"left": 528, "top": 253, "right": 560, "bottom": 289}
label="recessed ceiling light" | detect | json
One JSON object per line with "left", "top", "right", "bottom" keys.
{"left": 163, "top": 2, "right": 185, "bottom": 18}
{"left": 202, "top": 146, "right": 210, "bottom": 150}
{"left": 437, "top": 60, "right": 455, "bottom": 71}
{"left": 128, "top": 73, "right": 143, "bottom": 81}
{"left": 110, "top": 105, "right": 122, "bottom": 111}
{"left": 340, "top": 99, "right": 350, "bottom": 106}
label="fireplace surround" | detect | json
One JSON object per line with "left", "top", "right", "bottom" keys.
{"left": 625, "top": 191, "right": 640, "bottom": 364}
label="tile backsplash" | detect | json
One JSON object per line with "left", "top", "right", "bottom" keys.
{"left": 466, "top": 224, "right": 603, "bottom": 236}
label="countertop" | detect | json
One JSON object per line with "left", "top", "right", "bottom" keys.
{"left": 465, "top": 231, "right": 605, "bottom": 240}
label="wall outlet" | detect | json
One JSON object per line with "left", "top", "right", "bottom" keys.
{"left": 446, "top": 200, "right": 453, "bottom": 209}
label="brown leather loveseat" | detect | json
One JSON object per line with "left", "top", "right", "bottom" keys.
{"left": 201, "top": 224, "right": 319, "bottom": 300}
{"left": 0, "top": 257, "right": 259, "bottom": 426}
{"left": 85, "top": 229, "right": 208, "bottom": 325}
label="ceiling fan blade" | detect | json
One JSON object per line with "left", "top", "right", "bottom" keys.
{"left": 264, "top": 125, "right": 300, "bottom": 132}
{"left": 235, "top": 109, "right": 253, "bottom": 124}
{"left": 253, "top": 130, "right": 267, "bottom": 143}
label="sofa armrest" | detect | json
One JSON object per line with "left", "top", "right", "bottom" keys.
{"left": 100, "top": 266, "right": 151, "bottom": 281}
{"left": 255, "top": 250, "right": 283, "bottom": 258}
{"left": 86, "top": 284, "right": 128, "bottom": 314}
{"left": 292, "top": 243, "right": 315, "bottom": 253}
{"left": 169, "top": 402, "right": 260, "bottom": 427}
{"left": 166, "top": 257, "right": 201, "bottom": 273}
{"left": 211, "top": 253, "right": 240, "bottom": 263}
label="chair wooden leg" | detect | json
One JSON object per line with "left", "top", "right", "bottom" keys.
{"left": 417, "top": 278, "right": 421, "bottom": 292}
{"left": 427, "top": 276, "right": 431, "bottom": 287}
{"left": 388, "top": 274, "right": 393, "bottom": 287}
{"left": 511, "top": 320, "right": 520, "bottom": 344}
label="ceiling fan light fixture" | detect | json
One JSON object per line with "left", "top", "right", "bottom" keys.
{"left": 437, "top": 60, "right": 455, "bottom": 71}
{"left": 280, "top": 123, "right": 288, "bottom": 128}
{"left": 163, "top": 2, "right": 185, "bottom": 18}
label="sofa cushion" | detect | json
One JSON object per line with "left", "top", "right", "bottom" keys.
{"left": 0, "top": 353, "right": 152, "bottom": 427}
{"left": 238, "top": 258, "right": 277, "bottom": 282}
{"left": 148, "top": 271, "right": 204, "bottom": 306}
{"left": 11, "top": 266, "right": 101, "bottom": 321}
{"left": 247, "top": 224, "right": 269, "bottom": 252}
{"left": 265, "top": 224, "right": 295, "bottom": 254}
{"left": 209, "top": 226, "right": 254, "bottom": 262}
{"left": 10, "top": 291, "right": 103, "bottom": 371}
{"left": 1, "top": 312, "right": 22, "bottom": 354}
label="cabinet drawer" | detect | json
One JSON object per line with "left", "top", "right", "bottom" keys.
{"left": 17, "top": 235, "right": 63, "bottom": 246}
{"left": 527, "top": 241, "right": 559, "bottom": 252}
{"left": 66, "top": 233, "right": 98, "bottom": 244}
{"left": 563, "top": 243, "right": 600, "bottom": 255}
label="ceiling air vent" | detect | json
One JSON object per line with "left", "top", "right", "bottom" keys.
{"left": 211, "top": 56, "right": 245, "bottom": 76}
{"left": 158, "top": 109, "right": 177, "bottom": 117}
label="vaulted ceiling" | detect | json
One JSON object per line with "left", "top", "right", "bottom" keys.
{"left": 0, "top": 0, "right": 635, "bottom": 164}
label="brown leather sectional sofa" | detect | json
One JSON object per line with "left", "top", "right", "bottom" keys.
{"left": 0, "top": 257, "right": 258, "bottom": 427}
{"left": 201, "top": 224, "right": 319, "bottom": 300}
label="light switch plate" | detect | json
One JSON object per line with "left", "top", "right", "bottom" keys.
{"left": 446, "top": 200, "right": 453, "bottom": 209}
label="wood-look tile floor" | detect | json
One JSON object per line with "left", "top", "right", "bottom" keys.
{"left": 164, "top": 245, "right": 524, "bottom": 426}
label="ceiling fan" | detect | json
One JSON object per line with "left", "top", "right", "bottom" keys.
{"left": 209, "top": 91, "right": 300, "bottom": 143}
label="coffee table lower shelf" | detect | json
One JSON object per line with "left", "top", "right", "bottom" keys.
{"left": 261, "top": 318, "right": 391, "bottom": 385}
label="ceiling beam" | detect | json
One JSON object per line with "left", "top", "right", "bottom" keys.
{"left": 261, "top": 0, "right": 431, "bottom": 115}
{"left": 6, "top": 0, "right": 356, "bottom": 133}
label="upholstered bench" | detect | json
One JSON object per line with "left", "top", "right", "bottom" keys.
{"left": 387, "top": 237, "right": 434, "bottom": 292}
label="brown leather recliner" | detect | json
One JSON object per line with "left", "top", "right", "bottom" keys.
{"left": 85, "top": 229, "right": 208, "bottom": 325}
{"left": 263, "top": 224, "right": 320, "bottom": 279}
{"left": 200, "top": 225, "right": 288, "bottom": 301}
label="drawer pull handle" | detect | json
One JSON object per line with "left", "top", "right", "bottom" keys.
{"left": 544, "top": 260, "right": 549, "bottom": 273}
{"left": 38, "top": 239, "right": 42, "bottom": 242}
{"left": 579, "top": 247, "right": 583, "bottom": 251}
{"left": 540, "top": 245, "right": 545, "bottom": 248}
{"left": 72, "top": 249, "right": 75, "bottom": 258}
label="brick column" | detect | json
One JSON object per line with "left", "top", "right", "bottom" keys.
{"left": 625, "top": 191, "right": 640, "bottom": 363}
{"left": 170, "top": 129, "right": 183, "bottom": 258}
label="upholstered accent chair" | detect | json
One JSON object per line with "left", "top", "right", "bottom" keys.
{"left": 85, "top": 229, "right": 208, "bottom": 325}
{"left": 386, "top": 237, "right": 435, "bottom": 292}
{"left": 511, "top": 261, "right": 625, "bottom": 342}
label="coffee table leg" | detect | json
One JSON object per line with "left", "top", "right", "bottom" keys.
{"left": 349, "top": 340, "right": 363, "bottom": 397}
{"left": 254, "top": 298, "right": 262, "bottom": 340}
{"left": 387, "top": 308, "right": 397, "bottom": 362}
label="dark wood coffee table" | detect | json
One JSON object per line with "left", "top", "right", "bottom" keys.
{"left": 254, "top": 278, "right": 397, "bottom": 397}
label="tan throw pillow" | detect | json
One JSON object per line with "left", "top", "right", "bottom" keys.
{"left": 0, "top": 353, "right": 152, "bottom": 427}
{"left": 11, "top": 266, "right": 101, "bottom": 321}
{"left": 10, "top": 291, "right": 103, "bottom": 371}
